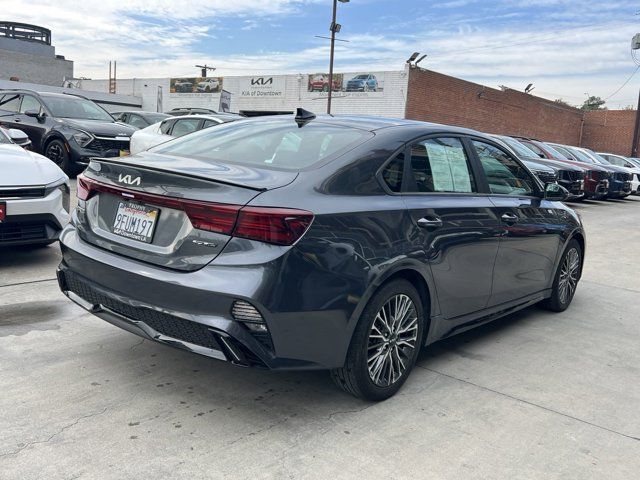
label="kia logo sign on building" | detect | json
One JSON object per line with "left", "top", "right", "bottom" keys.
{"left": 240, "top": 76, "right": 286, "bottom": 97}
{"left": 251, "top": 77, "right": 274, "bottom": 86}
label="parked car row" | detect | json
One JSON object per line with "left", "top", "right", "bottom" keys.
{"left": 489, "top": 135, "right": 639, "bottom": 200}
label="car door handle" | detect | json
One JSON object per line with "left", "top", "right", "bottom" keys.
{"left": 13, "top": 118, "right": 21, "bottom": 123}
{"left": 501, "top": 213, "right": 519, "bottom": 224}
{"left": 417, "top": 216, "right": 443, "bottom": 229}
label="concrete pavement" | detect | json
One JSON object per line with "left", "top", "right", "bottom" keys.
{"left": 1, "top": 197, "right": 639, "bottom": 479}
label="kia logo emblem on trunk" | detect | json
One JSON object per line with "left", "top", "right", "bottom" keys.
{"left": 118, "top": 174, "right": 141, "bottom": 186}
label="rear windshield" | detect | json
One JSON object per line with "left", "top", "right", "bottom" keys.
{"left": 152, "top": 119, "right": 373, "bottom": 170}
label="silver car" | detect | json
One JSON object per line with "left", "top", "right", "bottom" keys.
{"left": 0, "top": 127, "right": 70, "bottom": 246}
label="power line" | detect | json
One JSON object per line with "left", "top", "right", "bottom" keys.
{"left": 604, "top": 65, "right": 640, "bottom": 101}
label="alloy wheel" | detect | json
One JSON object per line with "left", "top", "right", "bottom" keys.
{"left": 47, "top": 143, "right": 65, "bottom": 165}
{"left": 367, "top": 294, "right": 419, "bottom": 387}
{"left": 558, "top": 248, "right": 580, "bottom": 305}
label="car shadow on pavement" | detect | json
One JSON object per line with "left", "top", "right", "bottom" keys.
{"left": 81, "top": 301, "right": 548, "bottom": 432}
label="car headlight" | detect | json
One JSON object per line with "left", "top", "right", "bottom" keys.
{"left": 72, "top": 130, "right": 94, "bottom": 148}
{"left": 45, "top": 179, "right": 71, "bottom": 212}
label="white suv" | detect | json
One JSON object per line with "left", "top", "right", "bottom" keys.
{"left": 196, "top": 79, "right": 219, "bottom": 92}
{"left": 0, "top": 127, "right": 70, "bottom": 246}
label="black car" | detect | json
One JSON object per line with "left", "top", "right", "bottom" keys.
{"left": 111, "top": 111, "right": 170, "bottom": 129}
{"left": 57, "top": 112, "right": 585, "bottom": 401}
{"left": 0, "top": 90, "right": 136, "bottom": 175}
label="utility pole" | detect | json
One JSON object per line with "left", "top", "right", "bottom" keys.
{"left": 327, "top": 0, "right": 349, "bottom": 114}
{"left": 631, "top": 34, "right": 640, "bottom": 156}
{"left": 195, "top": 64, "right": 216, "bottom": 78}
{"left": 108, "top": 61, "right": 116, "bottom": 94}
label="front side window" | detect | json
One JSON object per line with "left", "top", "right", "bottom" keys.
{"left": 154, "top": 120, "right": 373, "bottom": 171}
{"left": 408, "top": 137, "right": 476, "bottom": 193}
{"left": 19, "top": 95, "right": 42, "bottom": 114}
{"left": 473, "top": 141, "right": 536, "bottom": 196}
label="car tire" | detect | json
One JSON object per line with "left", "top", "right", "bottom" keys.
{"left": 541, "top": 239, "right": 582, "bottom": 312}
{"left": 45, "top": 139, "right": 72, "bottom": 174}
{"left": 330, "top": 279, "right": 426, "bottom": 401}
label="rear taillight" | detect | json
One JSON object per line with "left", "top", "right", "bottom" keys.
{"left": 234, "top": 207, "right": 313, "bottom": 246}
{"left": 183, "top": 202, "right": 239, "bottom": 234}
{"left": 77, "top": 175, "right": 313, "bottom": 245}
{"left": 77, "top": 174, "right": 91, "bottom": 201}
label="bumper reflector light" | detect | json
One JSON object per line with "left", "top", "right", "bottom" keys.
{"left": 232, "top": 300, "right": 264, "bottom": 324}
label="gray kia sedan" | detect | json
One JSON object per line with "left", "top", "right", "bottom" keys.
{"left": 57, "top": 111, "right": 585, "bottom": 400}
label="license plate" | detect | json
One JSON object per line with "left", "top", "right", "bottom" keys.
{"left": 119, "top": 150, "right": 130, "bottom": 157}
{"left": 111, "top": 202, "right": 159, "bottom": 243}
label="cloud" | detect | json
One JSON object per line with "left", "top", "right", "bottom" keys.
{"left": 3, "top": 0, "right": 639, "bottom": 107}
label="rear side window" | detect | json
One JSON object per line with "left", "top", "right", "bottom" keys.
{"left": 407, "top": 137, "right": 476, "bottom": 193}
{"left": 0, "top": 94, "right": 21, "bottom": 112}
{"left": 171, "top": 118, "right": 201, "bottom": 137}
{"left": 381, "top": 152, "right": 405, "bottom": 192}
{"left": 159, "top": 119, "right": 175, "bottom": 134}
{"left": 128, "top": 114, "right": 148, "bottom": 129}
{"left": 473, "top": 141, "right": 536, "bottom": 196}
{"left": 153, "top": 120, "right": 373, "bottom": 171}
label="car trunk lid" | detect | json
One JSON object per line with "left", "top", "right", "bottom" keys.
{"left": 75, "top": 158, "right": 298, "bottom": 271}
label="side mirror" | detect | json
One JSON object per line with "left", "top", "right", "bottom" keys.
{"left": 544, "top": 182, "right": 569, "bottom": 201}
{"left": 25, "top": 110, "right": 46, "bottom": 123}
{"left": 8, "top": 128, "right": 31, "bottom": 148}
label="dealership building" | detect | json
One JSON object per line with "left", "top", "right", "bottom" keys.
{"left": 78, "top": 70, "right": 408, "bottom": 118}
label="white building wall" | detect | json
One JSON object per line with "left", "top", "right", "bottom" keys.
{"left": 79, "top": 69, "right": 409, "bottom": 118}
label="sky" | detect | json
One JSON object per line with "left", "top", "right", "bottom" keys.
{"left": 3, "top": 0, "right": 640, "bottom": 108}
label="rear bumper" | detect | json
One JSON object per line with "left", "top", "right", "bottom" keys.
{"left": 57, "top": 226, "right": 353, "bottom": 370}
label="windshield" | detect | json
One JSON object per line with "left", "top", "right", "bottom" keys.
{"left": 153, "top": 119, "right": 373, "bottom": 171}
{"left": 582, "top": 149, "right": 610, "bottom": 165}
{"left": 498, "top": 136, "right": 539, "bottom": 158}
{"left": 538, "top": 142, "right": 569, "bottom": 160}
{"left": 628, "top": 157, "right": 640, "bottom": 168}
{"left": 42, "top": 96, "right": 113, "bottom": 121}
{"left": 565, "top": 147, "right": 595, "bottom": 164}
{"left": 353, "top": 75, "right": 369, "bottom": 80}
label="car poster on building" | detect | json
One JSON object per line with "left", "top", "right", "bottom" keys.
{"left": 306, "top": 72, "right": 385, "bottom": 97}
{"left": 170, "top": 77, "right": 223, "bottom": 94}
{"left": 239, "top": 76, "right": 286, "bottom": 97}
{"left": 307, "top": 73, "right": 343, "bottom": 92}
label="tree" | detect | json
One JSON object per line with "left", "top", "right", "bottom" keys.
{"left": 581, "top": 96, "right": 607, "bottom": 111}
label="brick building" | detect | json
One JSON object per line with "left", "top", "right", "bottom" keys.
{"left": 79, "top": 65, "right": 638, "bottom": 156}
{"left": 404, "top": 67, "right": 584, "bottom": 145}
{"left": 581, "top": 110, "right": 637, "bottom": 156}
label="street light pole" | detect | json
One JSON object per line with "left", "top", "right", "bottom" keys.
{"left": 327, "top": 0, "right": 349, "bottom": 114}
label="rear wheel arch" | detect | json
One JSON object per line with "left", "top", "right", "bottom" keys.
{"left": 354, "top": 266, "right": 435, "bottom": 345}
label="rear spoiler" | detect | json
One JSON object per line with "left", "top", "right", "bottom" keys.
{"left": 88, "top": 157, "right": 270, "bottom": 192}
